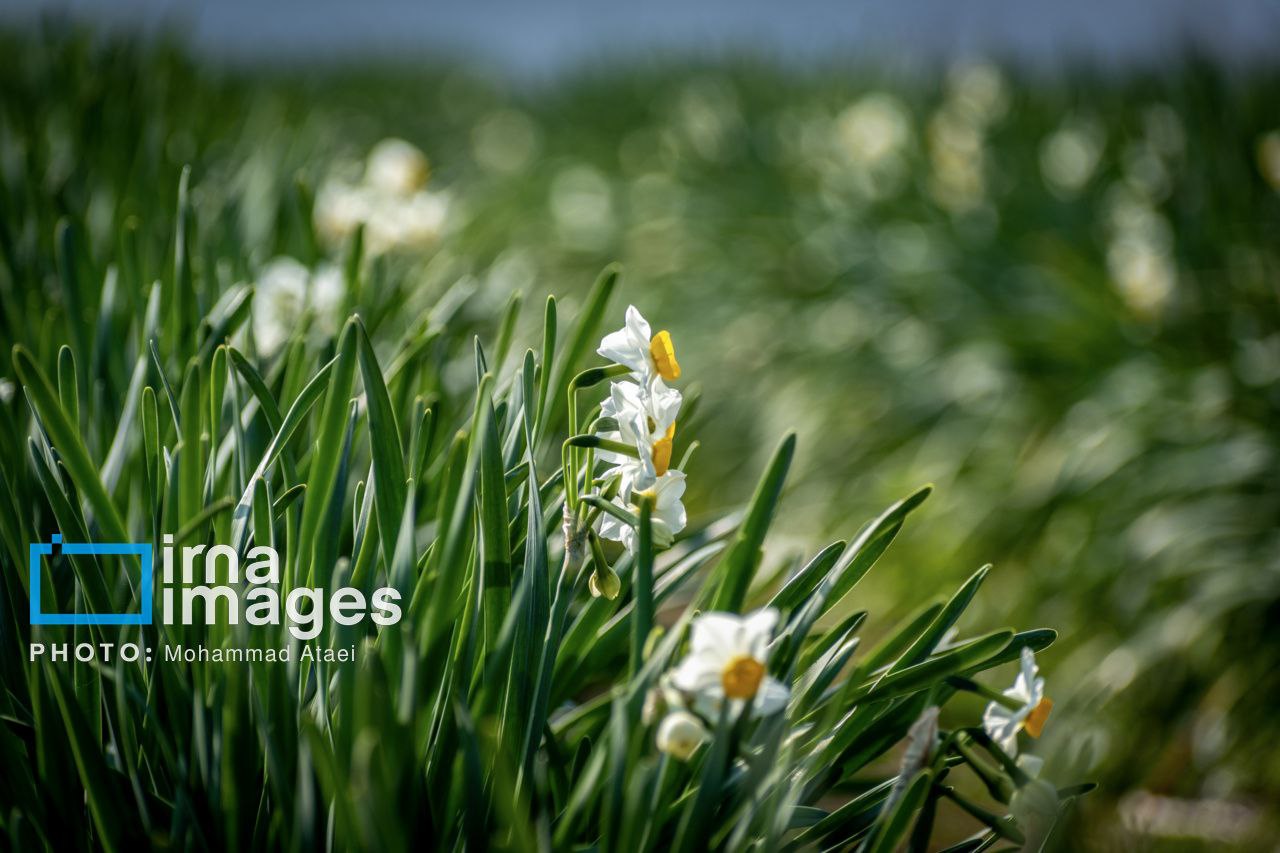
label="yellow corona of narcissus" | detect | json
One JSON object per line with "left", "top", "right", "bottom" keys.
{"left": 983, "top": 647, "right": 1053, "bottom": 754}
{"left": 649, "top": 329, "right": 680, "bottom": 381}
{"left": 651, "top": 423, "right": 675, "bottom": 476}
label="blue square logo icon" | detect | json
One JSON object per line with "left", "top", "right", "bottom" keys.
{"left": 29, "top": 534, "right": 153, "bottom": 626}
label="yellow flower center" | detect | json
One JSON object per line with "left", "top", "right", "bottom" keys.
{"left": 651, "top": 423, "right": 676, "bottom": 476}
{"left": 650, "top": 331, "right": 680, "bottom": 381}
{"left": 1023, "top": 697, "right": 1052, "bottom": 738}
{"left": 721, "top": 655, "right": 765, "bottom": 700}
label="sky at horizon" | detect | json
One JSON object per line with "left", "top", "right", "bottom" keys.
{"left": 4, "top": 0, "right": 1279, "bottom": 77}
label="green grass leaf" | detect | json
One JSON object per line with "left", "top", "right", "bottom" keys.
{"left": 13, "top": 345, "right": 128, "bottom": 541}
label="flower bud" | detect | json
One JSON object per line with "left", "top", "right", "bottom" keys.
{"left": 588, "top": 565, "right": 621, "bottom": 600}
{"left": 656, "top": 711, "right": 708, "bottom": 761}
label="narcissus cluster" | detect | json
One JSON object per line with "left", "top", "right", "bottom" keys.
{"left": 590, "top": 306, "right": 689, "bottom": 554}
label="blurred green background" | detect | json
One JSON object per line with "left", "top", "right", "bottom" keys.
{"left": 2, "top": 21, "right": 1279, "bottom": 849}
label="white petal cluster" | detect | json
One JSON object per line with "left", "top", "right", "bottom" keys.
{"left": 314, "top": 138, "right": 449, "bottom": 256}
{"left": 982, "top": 647, "right": 1052, "bottom": 755}
{"left": 654, "top": 609, "right": 790, "bottom": 759}
{"left": 597, "top": 379, "right": 680, "bottom": 493}
{"left": 592, "top": 305, "right": 687, "bottom": 553}
{"left": 250, "top": 257, "right": 345, "bottom": 357}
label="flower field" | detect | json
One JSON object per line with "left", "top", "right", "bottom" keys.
{"left": 1, "top": 26, "right": 1279, "bottom": 850}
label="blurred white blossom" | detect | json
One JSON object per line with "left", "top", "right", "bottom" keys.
{"left": 365, "top": 137, "right": 429, "bottom": 196}
{"left": 837, "top": 93, "right": 910, "bottom": 167}
{"left": 315, "top": 138, "right": 450, "bottom": 255}
{"left": 1040, "top": 117, "right": 1105, "bottom": 196}
{"left": 250, "top": 257, "right": 344, "bottom": 356}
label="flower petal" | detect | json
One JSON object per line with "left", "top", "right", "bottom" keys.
{"left": 669, "top": 651, "right": 723, "bottom": 693}
{"left": 741, "top": 608, "right": 780, "bottom": 659}
{"left": 753, "top": 677, "right": 790, "bottom": 716}
{"left": 690, "top": 612, "right": 746, "bottom": 657}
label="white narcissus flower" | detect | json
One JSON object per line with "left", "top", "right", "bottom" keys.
{"left": 597, "top": 470, "right": 687, "bottom": 553}
{"left": 598, "top": 379, "right": 682, "bottom": 494}
{"left": 314, "top": 139, "right": 449, "bottom": 256}
{"left": 655, "top": 710, "right": 708, "bottom": 761}
{"left": 364, "top": 190, "right": 449, "bottom": 255}
{"left": 591, "top": 305, "right": 687, "bottom": 554}
{"left": 982, "top": 647, "right": 1053, "bottom": 755}
{"left": 314, "top": 180, "right": 374, "bottom": 246}
{"left": 598, "top": 305, "right": 680, "bottom": 385}
{"left": 668, "top": 608, "right": 789, "bottom": 718}
{"left": 251, "top": 258, "right": 347, "bottom": 356}
{"left": 365, "top": 138, "right": 430, "bottom": 197}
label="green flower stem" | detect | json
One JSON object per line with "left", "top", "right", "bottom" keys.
{"left": 966, "top": 727, "right": 1034, "bottom": 787}
{"left": 631, "top": 494, "right": 655, "bottom": 676}
{"left": 566, "top": 388, "right": 580, "bottom": 511}
{"left": 583, "top": 494, "right": 640, "bottom": 529}
{"left": 569, "top": 364, "right": 633, "bottom": 393}
{"left": 952, "top": 734, "right": 1015, "bottom": 804}
{"left": 566, "top": 435, "right": 639, "bottom": 458}
{"left": 564, "top": 364, "right": 628, "bottom": 514}
{"left": 940, "top": 786, "right": 1025, "bottom": 844}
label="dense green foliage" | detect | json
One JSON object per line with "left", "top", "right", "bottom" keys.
{"left": 1, "top": 27, "right": 1278, "bottom": 849}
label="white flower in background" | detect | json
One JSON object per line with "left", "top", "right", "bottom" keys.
{"left": 251, "top": 257, "right": 345, "bottom": 356}
{"left": 1040, "top": 117, "right": 1105, "bottom": 196}
{"left": 597, "top": 470, "right": 687, "bottom": 553}
{"left": 314, "top": 180, "right": 374, "bottom": 246}
{"left": 314, "top": 138, "right": 449, "bottom": 255}
{"left": 598, "top": 378, "right": 682, "bottom": 494}
{"left": 1105, "top": 187, "right": 1176, "bottom": 319}
{"left": 365, "top": 189, "right": 449, "bottom": 256}
{"left": 655, "top": 710, "right": 708, "bottom": 761}
{"left": 982, "top": 647, "right": 1053, "bottom": 755}
{"left": 598, "top": 305, "right": 680, "bottom": 385}
{"left": 0, "top": 377, "right": 15, "bottom": 404}
{"left": 365, "top": 137, "right": 430, "bottom": 197}
{"left": 668, "top": 608, "right": 789, "bottom": 718}
{"left": 837, "top": 93, "right": 910, "bottom": 167}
